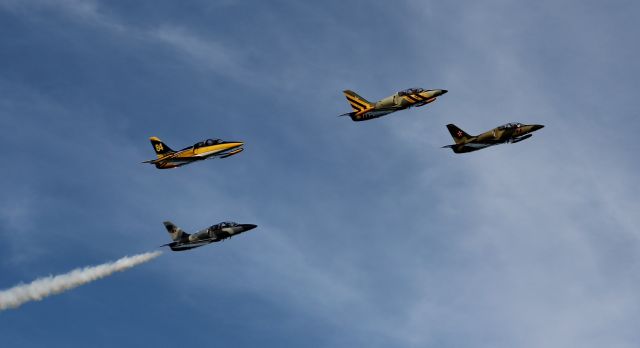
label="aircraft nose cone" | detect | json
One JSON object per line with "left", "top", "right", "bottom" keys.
{"left": 228, "top": 142, "right": 244, "bottom": 149}
{"left": 531, "top": 124, "right": 545, "bottom": 131}
{"left": 240, "top": 224, "right": 257, "bottom": 231}
{"left": 431, "top": 89, "right": 447, "bottom": 96}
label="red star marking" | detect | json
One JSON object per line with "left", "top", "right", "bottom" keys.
{"left": 457, "top": 130, "right": 463, "bottom": 137}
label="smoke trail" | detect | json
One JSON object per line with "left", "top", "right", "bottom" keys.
{"left": 0, "top": 251, "right": 162, "bottom": 311}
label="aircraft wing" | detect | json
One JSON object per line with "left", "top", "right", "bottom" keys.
{"left": 142, "top": 150, "right": 193, "bottom": 164}
{"left": 188, "top": 237, "right": 219, "bottom": 244}
{"left": 183, "top": 238, "right": 217, "bottom": 245}
{"left": 338, "top": 107, "right": 396, "bottom": 117}
{"left": 163, "top": 238, "right": 217, "bottom": 248}
{"left": 511, "top": 134, "right": 533, "bottom": 143}
{"left": 443, "top": 143, "right": 492, "bottom": 153}
{"left": 464, "top": 143, "right": 492, "bottom": 149}
{"left": 366, "top": 106, "right": 398, "bottom": 112}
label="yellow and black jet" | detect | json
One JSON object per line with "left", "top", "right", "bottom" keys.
{"left": 340, "top": 87, "right": 448, "bottom": 121}
{"left": 143, "top": 136, "right": 244, "bottom": 169}
{"left": 443, "top": 122, "right": 544, "bottom": 153}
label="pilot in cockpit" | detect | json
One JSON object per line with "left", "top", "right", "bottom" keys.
{"left": 398, "top": 87, "right": 425, "bottom": 96}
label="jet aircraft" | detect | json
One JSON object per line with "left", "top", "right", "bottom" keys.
{"left": 443, "top": 122, "right": 544, "bottom": 153}
{"left": 161, "top": 221, "right": 257, "bottom": 251}
{"left": 340, "top": 87, "right": 448, "bottom": 121}
{"left": 143, "top": 136, "right": 244, "bottom": 169}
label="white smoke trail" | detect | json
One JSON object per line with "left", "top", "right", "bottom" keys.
{"left": 0, "top": 251, "right": 162, "bottom": 311}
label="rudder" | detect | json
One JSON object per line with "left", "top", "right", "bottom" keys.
{"left": 150, "top": 137, "right": 174, "bottom": 158}
{"left": 343, "top": 90, "right": 373, "bottom": 113}
{"left": 446, "top": 124, "right": 471, "bottom": 144}
{"left": 164, "top": 221, "right": 188, "bottom": 241}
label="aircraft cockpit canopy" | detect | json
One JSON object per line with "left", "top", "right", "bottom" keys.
{"left": 212, "top": 221, "right": 238, "bottom": 230}
{"left": 398, "top": 87, "right": 425, "bottom": 96}
{"left": 194, "top": 139, "right": 224, "bottom": 148}
{"left": 498, "top": 122, "right": 523, "bottom": 130}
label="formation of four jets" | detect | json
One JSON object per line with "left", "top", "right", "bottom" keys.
{"left": 146, "top": 87, "right": 544, "bottom": 251}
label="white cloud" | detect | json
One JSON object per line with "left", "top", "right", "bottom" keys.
{"left": 0, "top": 0, "right": 242, "bottom": 77}
{"left": 381, "top": 2, "right": 640, "bottom": 347}
{"left": 150, "top": 25, "right": 245, "bottom": 77}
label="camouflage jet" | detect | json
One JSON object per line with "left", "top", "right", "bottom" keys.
{"left": 143, "top": 136, "right": 244, "bottom": 169}
{"left": 340, "top": 87, "right": 448, "bottom": 121}
{"left": 443, "top": 122, "right": 544, "bottom": 153}
{"left": 161, "top": 221, "right": 257, "bottom": 251}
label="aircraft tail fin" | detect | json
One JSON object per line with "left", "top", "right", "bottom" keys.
{"left": 343, "top": 90, "right": 373, "bottom": 113}
{"left": 150, "top": 137, "right": 175, "bottom": 158}
{"left": 446, "top": 124, "right": 472, "bottom": 144}
{"left": 163, "top": 221, "right": 188, "bottom": 241}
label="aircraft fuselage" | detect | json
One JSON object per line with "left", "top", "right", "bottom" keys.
{"left": 444, "top": 123, "right": 544, "bottom": 153}
{"left": 163, "top": 222, "right": 257, "bottom": 251}
{"left": 145, "top": 137, "right": 244, "bottom": 169}
{"left": 342, "top": 88, "right": 447, "bottom": 121}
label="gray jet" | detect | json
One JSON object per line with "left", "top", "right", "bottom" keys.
{"left": 161, "top": 221, "right": 257, "bottom": 251}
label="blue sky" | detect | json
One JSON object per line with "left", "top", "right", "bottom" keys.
{"left": 1, "top": 0, "right": 639, "bottom": 347}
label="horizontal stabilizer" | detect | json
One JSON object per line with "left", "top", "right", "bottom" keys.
{"left": 142, "top": 159, "right": 157, "bottom": 164}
